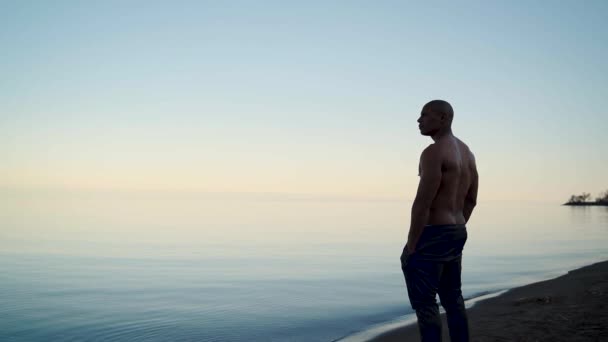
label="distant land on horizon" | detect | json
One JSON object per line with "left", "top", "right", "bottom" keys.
{"left": 563, "top": 191, "right": 608, "bottom": 206}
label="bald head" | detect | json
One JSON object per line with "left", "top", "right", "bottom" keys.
{"left": 423, "top": 100, "right": 454, "bottom": 125}
{"left": 417, "top": 100, "right": 454, "bottom": 137}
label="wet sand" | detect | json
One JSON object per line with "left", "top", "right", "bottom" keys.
{"left": 370, "top": 260, "right": 608, "bottom": 342}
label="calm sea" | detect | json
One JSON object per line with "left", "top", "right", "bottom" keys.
{"left": 1, "top": 190, "right": 607, "bottom": 341}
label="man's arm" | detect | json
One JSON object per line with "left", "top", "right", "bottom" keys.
{"left": 463, "top": 155, "right": 478, "bottom": 223}
{"left": 406, "top": 146, "right": 442, "bottom": 253}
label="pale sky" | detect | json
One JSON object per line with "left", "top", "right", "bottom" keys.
{"left": 1, "top": 1, "right": 607, "bottom": 202}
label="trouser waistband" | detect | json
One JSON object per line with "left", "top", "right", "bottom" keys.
{"left": 424, "top": 224, "right": 466, "bottom": 229}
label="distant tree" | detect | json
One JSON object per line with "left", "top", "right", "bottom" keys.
{"left": 568, "top": 192, "right": 591, "bottom": 203}
{"left": 596, "top": 190, "right": 608, "bottom": 203}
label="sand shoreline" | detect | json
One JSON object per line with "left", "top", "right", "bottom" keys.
{"left": 335, "top": 289, "right": 510, "bottom": 342}
{"left": 364, "top": 260, "right": 608, "bottom": 342}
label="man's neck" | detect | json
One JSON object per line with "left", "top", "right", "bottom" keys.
{"left": 431, "top": 127, "right": 453, "bottom": 142}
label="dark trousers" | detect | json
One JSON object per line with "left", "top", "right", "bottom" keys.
{"left": 401, "top": 224, "right": 470, "bottom": 342}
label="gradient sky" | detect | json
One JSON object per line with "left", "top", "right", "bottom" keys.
{"left": 1, "top": 1, "right": 607, "bottom": 201}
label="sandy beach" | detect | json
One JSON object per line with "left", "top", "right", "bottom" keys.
{"left": 370, "top": 260, "right": 608, "bottom": 342}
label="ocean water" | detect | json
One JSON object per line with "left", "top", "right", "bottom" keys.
{"left": 1, "top": 190, "right": 607, "bottom": 341}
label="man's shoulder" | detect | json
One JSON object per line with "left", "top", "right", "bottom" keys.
{"left": 421, "top": 144, "right": 440, "bottom": 157}
{"left": 455, "top": 139, "right": 477, "bottom": 167}
{"left": 420, "top": 144, "right": 444, "bottom": 164}
{"left": 455, "top": 137, "right": 474, "bottom": 155}
{"left": 422, "top": 143, "right": 442, "bottom": 153}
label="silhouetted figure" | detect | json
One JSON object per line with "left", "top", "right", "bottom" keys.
{"left": 401, "top": 100, "right": 478, "bottom": 342}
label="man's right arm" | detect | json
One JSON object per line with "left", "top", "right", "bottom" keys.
{"left": 463, "top": 155, "right": 478, "bottom": 223}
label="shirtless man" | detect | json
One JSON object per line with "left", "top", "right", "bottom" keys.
{"left": 401, "top": 100, "right": 478, "bottom": 342}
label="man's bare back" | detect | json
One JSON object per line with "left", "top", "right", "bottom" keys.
{"left": 421, "top": 136, "right": 477, "bottom": 225}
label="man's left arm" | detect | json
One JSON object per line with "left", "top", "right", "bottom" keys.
{"left": 406, "top": 147, "right": 443, "bottom": 253}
